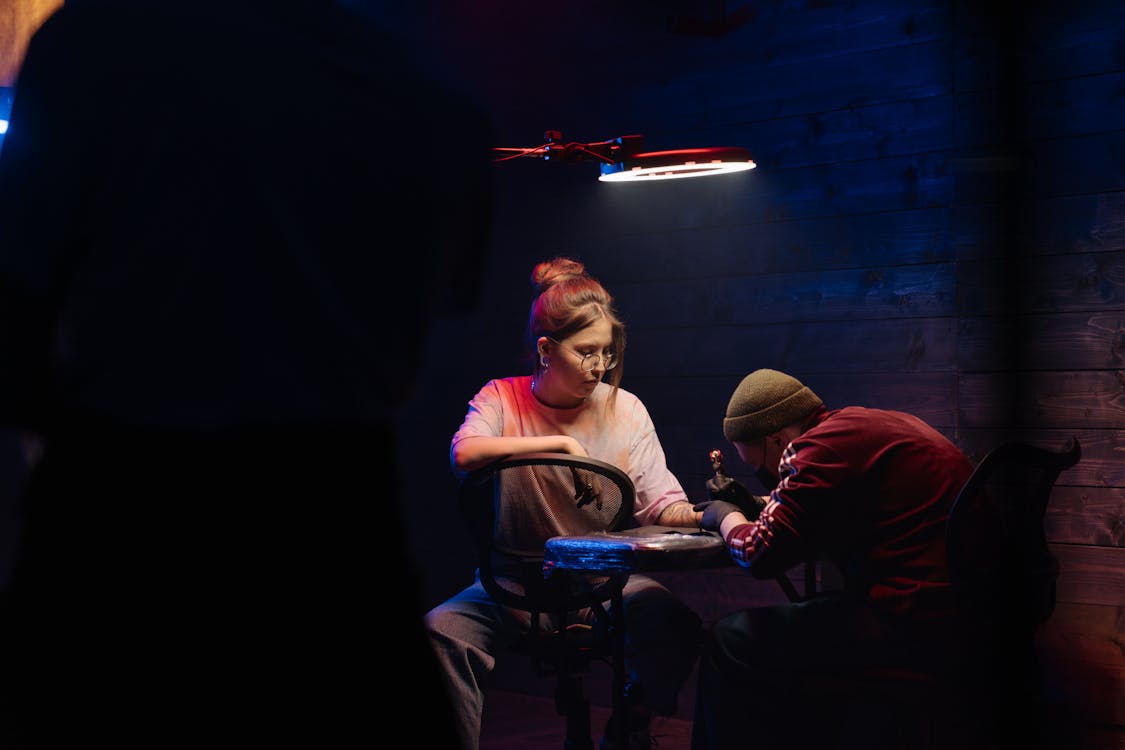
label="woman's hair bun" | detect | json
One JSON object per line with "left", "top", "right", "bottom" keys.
{"left": 531, "top": 257, "right": 586, "bottom": 295}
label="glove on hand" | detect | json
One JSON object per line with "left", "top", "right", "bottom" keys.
{"left": 705, "top": 476, "right": 766, "bottom": 521}
{"left": 692, "top": 500, "right": 743, "bottom": 532}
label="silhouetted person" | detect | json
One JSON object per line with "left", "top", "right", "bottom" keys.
{"left": 0, "top": 1, "right": 493, "bottom": 746}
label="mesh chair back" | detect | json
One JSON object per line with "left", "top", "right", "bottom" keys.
{"left": 460, "top": 452, "right": 635, "bottom": 614}
{"left": 946, "top": 437, "right": 1080, "bottom": 631}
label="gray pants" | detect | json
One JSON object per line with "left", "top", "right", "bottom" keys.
{"left": 425, "top": 570, "right": 703, "bottom": 750}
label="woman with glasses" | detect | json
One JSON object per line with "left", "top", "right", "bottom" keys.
{"left": 426, "top": 256, "right": 704, "bottom": 750}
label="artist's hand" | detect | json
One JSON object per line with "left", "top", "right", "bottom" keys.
{"left": 692, "top": 500, "right": 744, "bottom": 532}
{"left": 704, "top": 476, "right": 766, "bottom": 521}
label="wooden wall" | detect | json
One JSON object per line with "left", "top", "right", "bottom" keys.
{"left": 395, "top": 0, "right": 1125, "bottom": 744}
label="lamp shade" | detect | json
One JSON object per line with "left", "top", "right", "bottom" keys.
{"left": 598, "top": 146, "right": 755, "bottom": 182}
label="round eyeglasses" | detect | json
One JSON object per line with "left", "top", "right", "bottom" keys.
{"left": 546, "top": 337, "right": 617, "bottom": 372}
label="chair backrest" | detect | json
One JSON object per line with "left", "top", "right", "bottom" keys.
{"left": 459, "top": 452, "right": 636, "bottom": 615}
{"left": 946, "top": 437, "right": 1081, "bottom": 634}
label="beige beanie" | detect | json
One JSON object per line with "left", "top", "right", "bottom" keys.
{"left": 723, "top": 369, "right": 823, "bottom": 442}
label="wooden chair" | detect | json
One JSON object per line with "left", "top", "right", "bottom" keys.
{"left": 459, "top": 452, "right": 636, "bottom": 750}
{"left": 800, "top": 437, "right": 1082, "bottom": 749}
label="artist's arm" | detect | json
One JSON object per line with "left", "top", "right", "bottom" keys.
{"left": 718, "top": 439, "right": 845, "bottom": 577}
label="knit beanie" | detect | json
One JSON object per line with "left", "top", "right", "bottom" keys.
{"left": 722, "top": 369, "right": 823, "bottom": 442}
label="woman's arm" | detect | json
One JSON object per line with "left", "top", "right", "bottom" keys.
{"left": 451, "top": 434, "right": 588, "bottom": 476}
{"left": 655, "top": 499, "right": 704, "bottom": 528}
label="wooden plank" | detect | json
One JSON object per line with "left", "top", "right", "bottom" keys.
{"left": 958, "top": 428, "right": 1125, "bottom": 488}
{"left": 590, "top": 208, "right": 956, "bottom": 283}
{"left": 1053, "top": 544, "right": 1125, "bottom": 607}
{"left": 716, "top": 97, "right": 952, "bottom": 172}
{"left": 957, "top": 312, "right": 1125, "bottom": 371}
{"left": 959, "top": 370, "right": 1125, "bottom": 431}
{"left": 662, "top": 0, "right": 951, "bottom": 70}
{"left": 1046, "top": 486, "right": 1125, "bottom": 549}
{"left": 625, "top": 317, "right": 957, "bottom": 377}
{"left": 957, "top": 251, "right": 1125, "bottom": 317}
{"left": 956, "top": 132, "right": 1125, "bottom": 204}
{"left": 757, "top": 154, "right": 954, "bottom": 222}
{"left": 629, "top": 41, "right": 952, "bottom": 129}
{"left": 955, "top": 72, "right": 1125, "bottom": 150}
{"left": 630, "top": 371, "right": 959, "bottom": 429}
{"left": 429, "top": 0, "right": 953, "bottom": 126}
{"left": 1032, "top": 131, "right": 1125, "bottom": 199}
{"left": 1012, "top": 72, "right": 1123, "bottom": 142}
{"left": 954, "top": 0, "right": 1125, "bottom": 88}
{"left": 955, "top": 193, "right": 1125, "bottom": 261}
{"left": 614, "top": 263, "right": 955, "bottom": 328}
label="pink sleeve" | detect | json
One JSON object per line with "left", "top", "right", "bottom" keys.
{"left": 626, "top": 400, "right": 690, "bottom": 526}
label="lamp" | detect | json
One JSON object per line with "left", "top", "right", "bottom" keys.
{"left": 493, "top": 131, "right": 755, "bottom": 183}
{"left": 598, "top": 146, "right": 756, "bottom": 182}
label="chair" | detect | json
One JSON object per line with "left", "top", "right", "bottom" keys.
{"left": 799, "top": 437, "right": 1081, "bottom": 749}
{"left": 459, "top": 452, "right": 636, "bottom": 750}
{"left": 943, "top": 436, "right": 1081, "bottom": 747}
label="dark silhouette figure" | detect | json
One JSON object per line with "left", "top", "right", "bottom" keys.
{"left": 0, "top": 1, "right": 493, "bottom": 746}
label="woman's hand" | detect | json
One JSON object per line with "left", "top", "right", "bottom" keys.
{"left": 558, "top": 435, "right": 589, "bottom": 457}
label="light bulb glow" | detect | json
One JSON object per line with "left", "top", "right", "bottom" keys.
{"left": 599, "top": 158, "right": 755, "bottom": 182}
{"left": 598, "top": 146, "right": 755, "bottom": 182}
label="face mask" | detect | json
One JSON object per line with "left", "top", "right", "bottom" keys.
{"left": 755, "top": 465, "right": 779, "bottom": 492}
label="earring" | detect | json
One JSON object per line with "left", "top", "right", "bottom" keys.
{"left": 540, "top": 356, "right": 549, "bottom": 368}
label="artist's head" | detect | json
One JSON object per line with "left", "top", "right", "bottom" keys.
{"left": 722, "top": 369, "right": 823, "bottom": 481}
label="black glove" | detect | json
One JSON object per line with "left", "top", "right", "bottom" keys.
{"left": 692, "top": 500, "right": 743, "bottom": 532}
{"left": 705, "top": 475, "right": 766, "bottom": 521}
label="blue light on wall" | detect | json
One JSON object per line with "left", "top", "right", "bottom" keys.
{"left": 0, "top": 87, "right": 12, "bottom": 153}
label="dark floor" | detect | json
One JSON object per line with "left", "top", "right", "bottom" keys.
{"left": 479, "top": 686, "right": 1125, "bottom": 750}
{"left": 481, "top": 688, "right": 693, "bottom": 750}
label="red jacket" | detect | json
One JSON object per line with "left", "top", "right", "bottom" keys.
{"left": 724, "top": 406, "right": 973, "bottom": 621}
